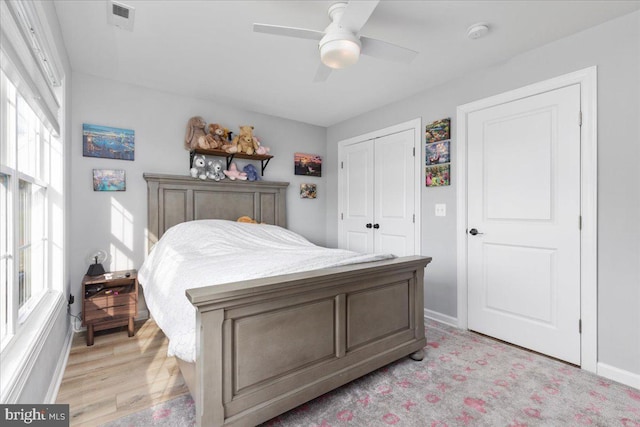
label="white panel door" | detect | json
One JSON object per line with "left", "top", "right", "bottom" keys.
{"left": 340, "top": 140, "right": 374, "bottom": 253}
{"left": 467, "top": 84, "right": 581, "bottom": 364}
{"left": 374, "top": 130, "right": 415, "bottom": 256}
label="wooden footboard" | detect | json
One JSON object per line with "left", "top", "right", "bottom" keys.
{"left": 186, "top": 256, "right": 431, "bottom": 427}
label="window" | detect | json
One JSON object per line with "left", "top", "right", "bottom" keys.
{"left": 0, "top": 70, "right": 56, "bottom": 348}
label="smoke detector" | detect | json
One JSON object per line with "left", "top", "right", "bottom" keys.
{"left": 467, "top": 23, "right": 489, "bottom": 40}
{"left": 107, "top": 0, "right": 135, "bottom": 31}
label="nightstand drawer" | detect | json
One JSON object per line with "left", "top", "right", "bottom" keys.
{"left": 84, "top": 303, "right": 136, "bottom": 323}
{"left": 85, "top": 291, "right": 136, "bottom": 310}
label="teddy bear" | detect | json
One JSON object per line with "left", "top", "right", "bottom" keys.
{"left": 223, "top": 162, "right": 247, "bottom": 180}
{"left": 190, "top": 154, "right": 207, "bottom": 180}
{"left": 207, "top": 124, "right": 227, "bottom": 149}
{"left": 185, "top": 116, "right": 206, "bottom": 150}
{"left": 228, "top": 125, "right": 258, "bottom": 155}
{"left": 242, "top": 164, "right": 261, "bottom": 181}
{"left": 237, "top": 216, "right": 257, "bottom": 224}
{"left": 206, "top": 159, "right": 226, "bottom": 181}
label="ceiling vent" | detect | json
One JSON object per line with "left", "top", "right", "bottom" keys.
{"left": 107, "top": 0, "right": 135, "bottom": 31}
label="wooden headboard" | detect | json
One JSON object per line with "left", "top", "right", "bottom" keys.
{"left": 143, "top": 173, "right": 289, "bottom": 250}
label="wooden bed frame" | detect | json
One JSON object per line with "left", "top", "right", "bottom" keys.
{"left": 144, "top": 173, "right": 432, "bottom": 427}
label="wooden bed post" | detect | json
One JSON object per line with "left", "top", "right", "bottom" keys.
{"left": 196, "top": 308, "right": 225, "bottom": 427}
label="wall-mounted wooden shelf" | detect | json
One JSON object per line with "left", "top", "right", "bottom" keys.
{"left": 190, "top": 148, "right": 273, "bottom": 174}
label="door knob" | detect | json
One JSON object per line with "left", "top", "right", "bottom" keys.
{"left": 469, "top": 228, "right": 484, "bottom": 236}
{"left": 373, "top": 224, "right": 380, "bottom": 229}
{"left": 366, "top": 223, "right": 373, "bottom": 229}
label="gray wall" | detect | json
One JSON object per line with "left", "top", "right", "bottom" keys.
{"left": 326, "top": 11, "right": 640, "bottom": 375}
{"left": 68, "top": 72, "right": 327, "bottom": 320}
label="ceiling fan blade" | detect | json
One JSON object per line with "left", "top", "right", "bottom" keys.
{"left": 360, "top": 36, "right": 418, "bottom": 64}
{"left": 253, "top": 23, "right": 324, "bottom": 41}
{"left": 313, "top": 63, "right": 333, "bottom": 82}
{"left": 340, "top": 0, "right": 380, "bottom": 33}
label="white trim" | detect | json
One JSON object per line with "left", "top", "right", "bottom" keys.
{"left": 44, "top": 320, "right": 73, "bottom": 403}
{"left": 337, "top": 118, "right": 422, "bottom": 255}
{"left": 424, "top": 309, "right": 458, "bottom": 328}
{"left": 0, "top": 291, "right": 65, "bottom": 402}
{"left": 455, "top": 66, "right": 598, "bottom": 372}
{"left": 597, "top": 362, "right": 640, "bottom": 390}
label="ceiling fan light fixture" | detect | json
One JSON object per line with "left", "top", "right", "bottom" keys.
{"left": 319, "top": 32, "right": 361, "bottom": 69}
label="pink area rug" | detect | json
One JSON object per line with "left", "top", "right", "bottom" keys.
{"left": 102, "top": 321, "right": 640, "bottom": 426}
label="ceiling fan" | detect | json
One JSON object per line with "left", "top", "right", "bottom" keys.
{"left": 253, "top": 1, "right": 418, "bottom": 82}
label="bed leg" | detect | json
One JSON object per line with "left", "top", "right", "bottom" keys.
{"left": 409, "top": 349, "right": 424, "bottom": 361}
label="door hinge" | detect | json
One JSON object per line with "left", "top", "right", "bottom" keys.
{"left": 579, "top": 319, "right": 582, "bottom": 334}
{"left": 412, "top": 147, "right": 415, "bottom": 157}
{"left": 341, "top": 213, "right": 343, "bottom": 220}
{"left": 579, "top": 215, "right": 582, "bottom": 230}
{"left": 341, "top": 161, "right": 344, "bottom": 169}
{"left": 413, "top": 213, "right": 415, "bottom": 223}
{"left": 578, "top": 111, "right": 582, "bottom": 127}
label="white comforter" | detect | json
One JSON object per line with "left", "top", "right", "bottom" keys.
{"left": 138, "top": 220, "right": 394, "bottom": 362}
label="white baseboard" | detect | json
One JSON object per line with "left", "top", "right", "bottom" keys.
{"left": 424, "top": 309, "right": 458, "bottom": 328}
{"left": 597, "top": 362, "right": 640, "bottom": 390}
{"left": 45, "top": 322, "right": 73, "bottom": 403}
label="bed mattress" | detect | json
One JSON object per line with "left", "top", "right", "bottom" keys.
{"left": 138, "top": 220, "right": 394, "bottom": 362}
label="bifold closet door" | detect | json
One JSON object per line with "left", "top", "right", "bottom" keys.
{"left": 339, "top": 129, "right": 415, "bottom": 256}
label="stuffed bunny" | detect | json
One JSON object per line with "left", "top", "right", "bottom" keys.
{"left": 184, "top": 116, "right": 206, "bottom": 150}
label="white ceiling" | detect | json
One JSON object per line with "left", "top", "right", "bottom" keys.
{"left": 53, "top": 0, "right": 640, "bottom": 127}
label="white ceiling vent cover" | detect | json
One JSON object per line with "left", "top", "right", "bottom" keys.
{"left": 107, "top": 0, "right": 135, "bottom": 31}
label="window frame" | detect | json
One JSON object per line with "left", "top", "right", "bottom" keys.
{"left": 0, "top": 70, "right": 53, "bottom": 351}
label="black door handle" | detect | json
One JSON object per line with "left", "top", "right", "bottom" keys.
{"left": 366, "top": 223, "right": 372, "bottom": 228}
{"left": 373, "top": 224, "right": 380, "bottom": 229}
{"left": 469, "top": 228, "right": 484, "bottom": 236}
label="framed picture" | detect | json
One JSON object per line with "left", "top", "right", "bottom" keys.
{"left": 425, "top": 118, "right": 450, "bottom": 143}
{"left": 426, "top": 140, "right": 450, "bottom": 165}
{"left": 83, "top": 123, "right": 135, "bottom": 160}
{"left": 426, "top": 164, "right": 450, "bottom": 187}
{"left": 294, "top": 152, "right": 322, "bottom": 177}
{"left": 300, "top": 183, "right": 317, "bottom": 199}
{"left": 93, "top": 169, "right": 126, "bottom": 191}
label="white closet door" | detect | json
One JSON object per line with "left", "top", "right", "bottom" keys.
{"left": 340, "top": 139, "right": 374, "bottom": 253}
{"left": 373, "top": 129, "right": 415, "bottom": 256}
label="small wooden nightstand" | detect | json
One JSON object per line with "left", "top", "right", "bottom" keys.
{"left": 82, "top": 269, "right": 138, "bottom": 346}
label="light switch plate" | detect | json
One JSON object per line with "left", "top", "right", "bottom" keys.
{"left": 435, "top": 203, "right": 446, "bottom": 217}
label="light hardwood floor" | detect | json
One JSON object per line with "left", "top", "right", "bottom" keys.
{"left": 56, "top": 319, "right": 189, "bottom": 426}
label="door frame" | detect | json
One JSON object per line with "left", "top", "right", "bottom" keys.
{"left": 337, "top": 118, "right": 422, "bottom": 255}
{"left": 455, "top": 67, "right": 598, "bottom": 372}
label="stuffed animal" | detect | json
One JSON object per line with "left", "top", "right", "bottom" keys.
{"left": 207, "top": 124, "right": 226, "bottom": 149}
{"left": 206, "top": 159, "right": 226, "bottom": 181}
{"left": 196, "top": 134, "right": 212, "bottom": 150}
{"left": 243, "top": 164, "right": 261, "bottom": 181}
{"left": 222, "top": 127, "right": 231, "bottom": 141}
{"left": 223, "top": 162, "right": 247, "bottom": 180}
{"left": 237, "top": 216, "right": 257, "bottom": 224}
{"left": 190, "top": 154, "right": 207, "bottom": 180}
{"left": 185, "top": 116, "right": 206, "bottom": 150}
{"left": 229, "top": 125, "right": 258, "bottom": 155}
{"left": 254, "top": 137, "right": 271, "bottom": 155}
